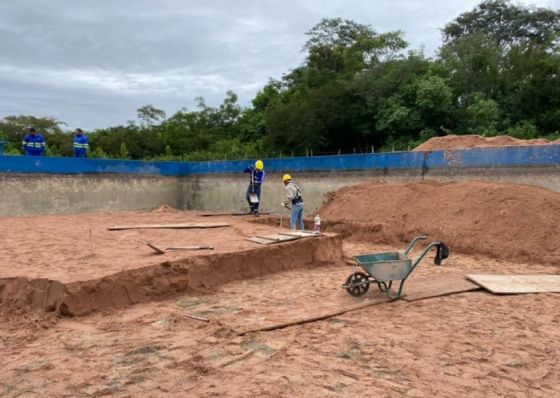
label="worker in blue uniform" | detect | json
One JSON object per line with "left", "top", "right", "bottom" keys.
{"left": 244, "top": 160, "right": 265, "bottom": 214}
{"left": 73, "top": 128, "right": 89, "bottom": 158}
{"left": 21, "top": 126, "right": 46, "bottom": 156}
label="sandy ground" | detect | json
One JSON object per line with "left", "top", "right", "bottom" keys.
{"left": 0, "top": 209, "right": 303, "bottom": 283}
{"left": 1, "top": 234, "right": 559, "bottom": 397}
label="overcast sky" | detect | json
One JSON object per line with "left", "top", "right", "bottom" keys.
{"left": 0, "top": 0, "right": 558, "bottom": 130}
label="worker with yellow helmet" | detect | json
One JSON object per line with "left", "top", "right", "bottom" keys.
{"left": 243, "top": 160, "right": 265, "bottom": 215}
{"left": 282, "top": 174, "right": 304, "bottom": 230}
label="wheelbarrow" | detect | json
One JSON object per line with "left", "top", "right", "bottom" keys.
{"left": 342, "top": 236, "right": 449, "bottom": 299}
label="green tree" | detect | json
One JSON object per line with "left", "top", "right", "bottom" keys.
{"left": 443, "top": 0, "right": 560, "bottom": 47}
{"left": 465, "top": 94, "right": 501, "bottom": 135}
{"left": 440, "top": 0, "right": 560, "bottom": 135}
{"left": 137, "top": 105, "right": 166, "bottom": 127}
{"left": 120, "top": 142, "right": 130, "bottom": 159}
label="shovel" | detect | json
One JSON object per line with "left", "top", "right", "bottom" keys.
{"left": 279, "top": 202, "right": 291, "bottom": 227}
{"left": 249, "top": 193, "right": 259, "bottom": 204}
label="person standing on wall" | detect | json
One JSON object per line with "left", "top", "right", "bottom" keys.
{"left": 73, "top": 128, "right": 89, "bottom": 158}
{"left": 244, "top": 160, "right": 265, "bottom": 215}
{"left": 282, "top": 174, "right": 304, "bottom": 230}
{"left": 21, "top": 126, "right": 46, "bottom": 156}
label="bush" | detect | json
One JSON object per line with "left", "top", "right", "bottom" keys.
{"left": 506, "top": 120, "right": 539, "bottom": 139}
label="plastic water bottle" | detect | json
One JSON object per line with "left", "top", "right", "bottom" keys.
{"left": 313, "top": 214, "right": 321, "bottom": 234}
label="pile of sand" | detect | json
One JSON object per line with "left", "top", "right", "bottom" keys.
{"left": 414, "top": 134, "right": 557, "bottom": 151}
{"left": 318, "top": 181, "right": 560, "bottom": 265}
{"left": 151, "top": 204, "right": 180, "bottom": 213}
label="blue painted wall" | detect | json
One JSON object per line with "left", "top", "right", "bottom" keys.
{"left": 0, "top": 155, "right": 188, "bottom": 176}
{"left": 0, "top": 144, "right": 558, "bottom": 176}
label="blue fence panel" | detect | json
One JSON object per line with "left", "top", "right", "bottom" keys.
{"left": 450, "top": 145, "right": 560, "bottom": 167}
{"left": 0, "top": 155, "right": 188, "bottom": 176}
{"left": 0, "top": 145, "right": 558, "bottom": 176}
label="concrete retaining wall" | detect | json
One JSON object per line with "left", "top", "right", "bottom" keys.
{"left": 184, "top": 165, "right": 560, "bottom": 215}
{"left": 1, "top": 145, "right": 559, "bottom": 216}
{"left": 0, "top": 174, "right": 182, "bottom": 216}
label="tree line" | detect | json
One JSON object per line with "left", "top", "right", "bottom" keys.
{"left": 1, "top": 0, "right": 559, "bottom": 160}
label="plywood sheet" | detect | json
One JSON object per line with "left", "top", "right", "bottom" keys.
{"left": 465, "top": 274, "right": 560, "bottom": 294}
{"left": 403, "top": 272, "right": 481, "bottom": 301}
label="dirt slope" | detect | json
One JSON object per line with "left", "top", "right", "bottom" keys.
{"left": 414, "top": 134, "right": 556, "bottom": 151}
{"left": 318, "top": 181, "right": 560, "bottom": 265}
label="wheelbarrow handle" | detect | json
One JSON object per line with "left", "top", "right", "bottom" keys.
{"left": 403, "top": 236, "right": 428, "bottom": 256}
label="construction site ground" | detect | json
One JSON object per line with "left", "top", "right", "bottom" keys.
{"left": 1, "top": 208, "right": 559, "bottom": 397}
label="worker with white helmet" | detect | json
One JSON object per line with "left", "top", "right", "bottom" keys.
{"left": 244, "top": 160, "right": 265, "bottom": 215}
{"left": 282, "top": 174, "right": 304, "bottom": 230}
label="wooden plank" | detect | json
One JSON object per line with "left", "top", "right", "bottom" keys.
{"left": 199, "top": 212, "right": 271, "bottom": 217}
{"left": 279, "top": 231, "right": 320, "bottom": 238}
{"left": 245, "top": 237, "right": 279, "bottom": 245}
{"left": 109, "top": 223, "right": 229, "bottom": 231}
{"left": 465, "top": 274, "right": 560, "bottom": 294}
{"left": 256, "top": 234, "right": 301, "bottom": 242}
{"left": 403, "top": 273, "right": 480, "bottom": 301}
{"left": 165, "top": 245, "right": 214, "bottom": 251}
{"left": 237, "top": 297, "right": 388, "bottom": 335}
{"left": 146, "top": 242, "right": 166, "bottom": 254}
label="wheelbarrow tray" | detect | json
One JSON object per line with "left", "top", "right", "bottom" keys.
{"left": 354, "top": 252, "right": 412, "bottom": 282}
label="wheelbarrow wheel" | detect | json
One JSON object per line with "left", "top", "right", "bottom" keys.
{"left": 345, "top": 272, "right": 370, "bottom": 297}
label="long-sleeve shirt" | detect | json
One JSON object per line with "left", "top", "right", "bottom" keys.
{"left": 285, "top": 181, "right": 303, "bottom": 205}
{"left": 73, "top": 134, "right": 89, "bottom": 158}
{"left": 243, "top": 166, "right": 265, "bottom": 185}
{"left": 22, "top": 134, "right": 46, "bottom": 156}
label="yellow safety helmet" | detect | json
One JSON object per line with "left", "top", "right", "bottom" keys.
{"left": 282, "top": 174, "right": 292, "bottom": 182}
{"left": 255, "top": 160, "right": 264, "bottom": 170}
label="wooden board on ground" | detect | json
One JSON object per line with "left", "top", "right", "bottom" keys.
{"left": 166, "top": 245, "right": 214, "bottom": 251}
{"left": 256, "top": 234, "right": 301, "bottom": 242}
{"left": 245, "top": 237, "right": 279, "bottom": 245}
{"left": 146, "top": 243, "right": 214, "bottom": 254}
{"left": 465, "top": 274, "right": 560, "bottom": 294}
{"left": 109, "top": 223, "right": 229, "bottom": 231}
{"left": 246, "top": 234, "right": 302, "bottom": 245}
{"left": 403, "top": 272, "right": 481, "bottom": 301}
{"left": 279, "top": 231, "right": 320, "bottom": 238}
{"left": 199, "top": 212, "right": 271, "bottom": 217}
{"left": 146, "top": 242, "right": 166, "bottom": 254}
{"left": 237, "top": 297, "right": 389, "bottom": 335}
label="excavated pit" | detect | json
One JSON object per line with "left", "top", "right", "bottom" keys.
{"left": 0, "top": 210, "right": 343, "bottom": 316}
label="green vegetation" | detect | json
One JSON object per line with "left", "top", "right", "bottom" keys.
{"left": 1, "top": 0, "right": 559, "bottom": 160}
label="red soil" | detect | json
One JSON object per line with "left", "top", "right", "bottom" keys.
{"left": 414, "top": 134, "right": 557, "bottom": 151}
{"left": 317, "top": 180, "right": 560, "bottom": 265}
{"left": 0, "top": 211, "right": 342, "bottom": 315}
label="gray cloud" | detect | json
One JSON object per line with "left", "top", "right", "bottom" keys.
{"left": 0, "top": 0, "right": 557, "bottom": 130}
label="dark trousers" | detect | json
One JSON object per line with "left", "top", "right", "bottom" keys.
{"left": 246, "top": 183, "right": 261, "bottom": 213}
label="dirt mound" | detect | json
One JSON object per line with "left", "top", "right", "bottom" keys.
{"left": 151, "top": 204, "right": 180, "bottom": 213}
{"left": 414, "top": 134, "right": 556, "bottom": 151}
{"left": 317, "top": 181, "right": 560, "bottom": 265}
